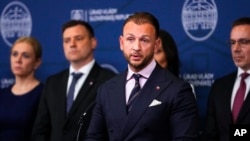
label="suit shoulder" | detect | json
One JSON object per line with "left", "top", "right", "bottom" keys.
{"left": 213, "top": 71, "right": 237, "bottom": 84}
{"left": 101, "top": 72, "right": 126, "bottom": 86}
{"left": 162, "top": 70, "right": 187, "bottom": 85}
{"left": 94, "top": 64, "right": 116, "bottom": 79}
{"left": 90, "top": 64, "right": 116, "bottom": 84}
{"left": 46, "top": 69, "right": 68, "bottom": 81}
{"left": 99, "top": 67, "right": 116, "bottom": 76}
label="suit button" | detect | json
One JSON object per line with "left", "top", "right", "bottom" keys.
{"left": 109, "top": 129, "right": 113, "bottom": 133}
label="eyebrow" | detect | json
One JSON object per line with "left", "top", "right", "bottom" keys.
{"left": 124, "top": 33, "right": 151, "bottom": 38}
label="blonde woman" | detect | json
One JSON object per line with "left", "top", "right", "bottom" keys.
{"left": 0, "top": 37, "right": 43, "bottom": 141}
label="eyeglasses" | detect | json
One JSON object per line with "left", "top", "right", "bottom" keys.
{"left": 229, "top": 38, "right": 250, "bottom": 48}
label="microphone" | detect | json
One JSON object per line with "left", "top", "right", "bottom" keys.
{"left": 76, "top": 101, "right": 95, "bottom": 141}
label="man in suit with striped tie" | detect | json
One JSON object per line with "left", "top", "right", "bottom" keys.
{"left": 85, "top": 12, "right": 199, "bottom": 141}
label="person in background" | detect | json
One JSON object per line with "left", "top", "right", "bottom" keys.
{"left": 85, "top": 11, "right": 199, "bottom": 141}
{"left": 0, "top": 37, "right": 43, "bottom": 141}
{"left": 203, "top": 17, "right": 250, "bottom": 141}
{"left": 154, "top": 29, "right": 180, "bottom": 77}
{"left": 32, "top": 20, "right": 115, "bottom": 141}
{"left": 154, "top": 29, "right": 196, "bottom": 95}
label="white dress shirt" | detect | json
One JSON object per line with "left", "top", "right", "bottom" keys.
{"left": 231, "top": 68, "right": 250, "bottom": 109}
{"left": 125, "top": 60, "right": 156, "bottom": 103}
{"left": 67, "top": 59, "right": 95, "bottom": 100}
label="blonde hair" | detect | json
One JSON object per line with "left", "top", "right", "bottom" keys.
{"left": 12, "top": 36, "right": 42, "bottom": 60}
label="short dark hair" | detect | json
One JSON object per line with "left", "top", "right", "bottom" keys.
{"left": 62, "top": 20, "right": 95, "bottom": 37}
{"left": 232, "top": 17, "right": 250, "bottom": 28}
{"left": 123, "top": 12, "right": 160, "bottom": 37}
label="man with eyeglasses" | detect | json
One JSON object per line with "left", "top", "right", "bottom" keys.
{"left": 203, "top": 17, "right": 250, "bottom": 141}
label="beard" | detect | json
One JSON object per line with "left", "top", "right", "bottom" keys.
{"left": 123, "top": 52, "right": 154, "bottom": 72}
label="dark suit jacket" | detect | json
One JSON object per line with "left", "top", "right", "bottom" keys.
{"left": 32, "top": 63, "right": 115, "bottom": 141}
{"left": 203, "top": 71, "right": 250, "bottom": 141}
{"left": 85, "top": 65, "right": 199, "bottom": 141}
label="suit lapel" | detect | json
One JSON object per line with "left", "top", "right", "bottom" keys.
{"left": 109, "top": 72, "right": 128, "bottom": 131}
{"left": 68, "top": 71, "right": 97, "bottom": 116}
{"left": 217, "top": 72, "right": 237, "bottom": 123}
{"left": 120, "top": 65, "right": 172, "bottom": 139}
{"left": 223, "top": 72, "right": 237, "bottom": 123}
{"left": 66, "top": 63, "right": 100, "bottom": 120}
{"left": 237, "top": 91, "right": 250, "bottom": 123}
{"left": 54, "top": 70, "right": 69, "bottom": 122}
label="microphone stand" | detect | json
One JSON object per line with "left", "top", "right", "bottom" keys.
{"left": 76, "top": 102, "right": 95, "bottom": 141}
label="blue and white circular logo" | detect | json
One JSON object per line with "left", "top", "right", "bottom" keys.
{"left": 182, "top": 0, "right": 218, "bottom": 41}
{"left": 0, "top": 1, "right": 32, "bottom": 47}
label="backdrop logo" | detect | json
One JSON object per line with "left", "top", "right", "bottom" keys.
{"left": 1, "top": 78, "right": 14, "bottom": 88}
{"left": 71, "top": 8, "right": 130, "bottom": 22}
{"left": 0, "top": 1, "right": 32, "bottom": 47}
{"left": 182, "top": 0, "right": 218, "bottom": 41}
{"left": 71, "top": 10, "right": 88, "bottom": 21}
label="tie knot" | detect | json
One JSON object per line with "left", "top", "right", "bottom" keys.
{"left": 241, "top": 73, "right": 249, "bottom": 80}
{"left": 132, "top": 73, "right": 141, "bottom": 82}
{"left": 72, "top": 72, "right": 83, "bottom": 80}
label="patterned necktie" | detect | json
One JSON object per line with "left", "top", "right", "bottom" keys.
{"left": 67, "top": 72, "right": 83, "bottom": 114}
{"left": 232, "top": 72, "right": 249, "bottom": 122}
{"left": 127, "top": 73, "right": 141, "bottom": 112}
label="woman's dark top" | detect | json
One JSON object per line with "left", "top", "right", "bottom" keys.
{"left": 0, "top": 83, "right": 43, "bottom": 141}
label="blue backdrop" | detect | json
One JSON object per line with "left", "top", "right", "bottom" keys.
{"left": 1, "top": 0, "right": 250, "bottom": 133}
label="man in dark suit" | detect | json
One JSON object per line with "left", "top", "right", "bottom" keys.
{"left": 203, "top": 17, "right": 250, "bottom": 141}
{"left": 32, "top": 20, "right": 115, "bottom": 141}
{"left": 85, "top": 12, "right": 199, "bottom": 141}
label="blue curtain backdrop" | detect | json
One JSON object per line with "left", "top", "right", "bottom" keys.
{"left": 1, "top": 0, "right": 249, "bottom": 133}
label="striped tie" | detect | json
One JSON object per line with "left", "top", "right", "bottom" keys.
{"left": 127, "top": 73, "right": 141, "bottom": 112}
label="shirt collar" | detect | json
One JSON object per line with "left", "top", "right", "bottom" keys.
{"left": 69, "top": 59, "right": 95, "bottom": 75}
{"left": 237, "top": 67, "right": 250, "bottom": 77}
{"left": 126, "top": 59, "right": 156, "bottom": 80}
